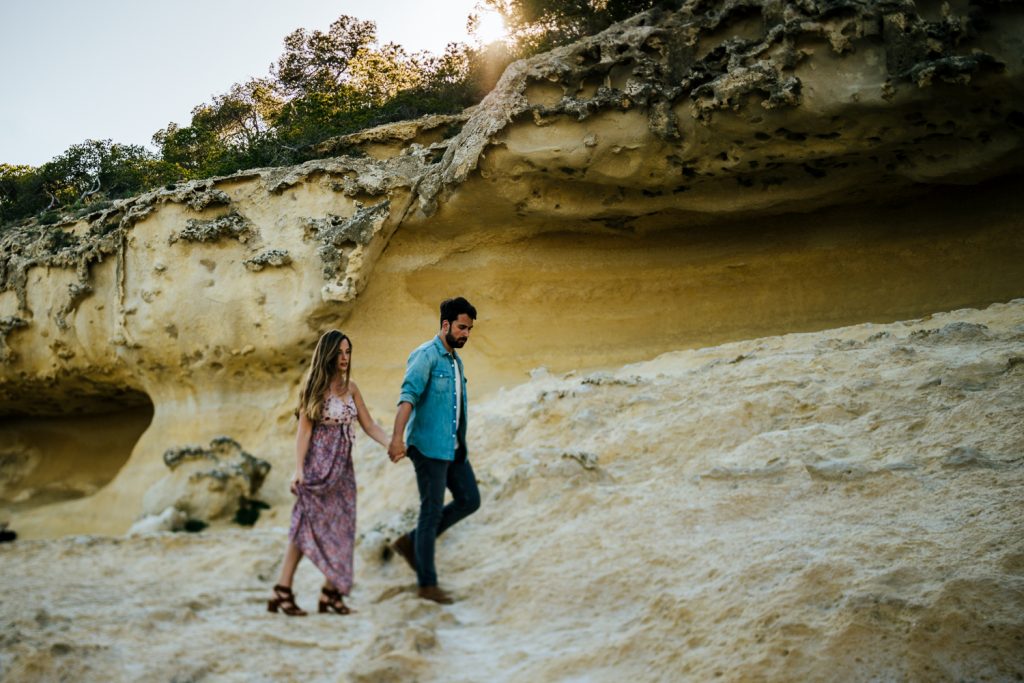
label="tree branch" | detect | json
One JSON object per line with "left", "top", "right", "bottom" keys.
{"left": 80, "top": 177, "right": 101, "bottom": 203}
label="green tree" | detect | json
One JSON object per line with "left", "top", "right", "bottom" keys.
{"left": 154, "top": 17, "right": 442, "bottom": 169}
{"left": 271, "top": 88, "right": 371, "bottom": 152}
{"left": 1, "top": 141, "right": 185, "bottom": 225}
{"left": 153, "top": 78, "right": 284, "bottom": 177}
{"left": 0, "top": 164, "right": 47, "bottom": 222}
{"left": 367, "top": 42, "right": 502, "bottom": 125}
{"left": 348, "top": 43, "right": 427, "bottom": 107}
{"left": 272, "top": 15, "right": 378, "bottom": 97}
{"left": 266, "top": 17, "right": 484, "bottom": 155}
{"left": 42, "top": 139, "right": 183, "bottom": 204}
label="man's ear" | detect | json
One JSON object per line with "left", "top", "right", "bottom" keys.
{"left": 440, "top": 320, "right": 450, "bottom": 335}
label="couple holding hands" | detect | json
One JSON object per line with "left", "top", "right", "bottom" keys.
{"left": 267, "top": 297, "right": 479, "bottom": 616}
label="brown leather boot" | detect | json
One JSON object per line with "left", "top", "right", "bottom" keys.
{"left": 418, "top": 585, "right": 454, "bottom": 604}
{"left": 390, "top": 533, "right": 417, "bottom": 573}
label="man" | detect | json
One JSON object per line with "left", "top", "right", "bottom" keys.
{"left": 388, "top": 297, "right": 481, "bottom": 604}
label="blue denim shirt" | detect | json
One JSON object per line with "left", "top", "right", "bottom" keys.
{"left": 397, "top": 336, "right": 468, "bottom": 461}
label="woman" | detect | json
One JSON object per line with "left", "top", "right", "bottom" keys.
{"left": 267, "top": 330, "right": 389, "bottom": 616}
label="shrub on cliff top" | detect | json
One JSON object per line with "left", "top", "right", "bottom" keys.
{"left": 1, "top": 143, "right": 187, "bottom": 227}
{"left": 148, "top": 16, "right": 497, "bottom": 179}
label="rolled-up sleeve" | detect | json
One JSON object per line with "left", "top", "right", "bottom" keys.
{"left": 398, "top": 348, "right": 431, "bottom": 406}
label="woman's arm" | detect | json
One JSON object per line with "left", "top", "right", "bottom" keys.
{"left": 350, "top": 382, "right": 390, "bottom": 448}
{"left": 292, "top": 411, "right": 314, "bottom": 493}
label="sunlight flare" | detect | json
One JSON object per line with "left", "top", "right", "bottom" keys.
{"left": 470, "top": 7, "right": 508, "bottom": 45}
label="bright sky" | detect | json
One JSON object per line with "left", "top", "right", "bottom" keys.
{"left": 0, "top": 0, "right": 504, "bottom": 167}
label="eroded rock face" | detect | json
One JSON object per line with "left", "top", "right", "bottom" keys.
{"left": 424, "top": 0, "right": 1024, "bottom": 225}
{"left": 1, "top": 0, "right": 1023, "bottom": 535}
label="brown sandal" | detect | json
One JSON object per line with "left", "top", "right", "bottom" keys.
{"left": 319, "top": 586, "right": 352, "bottom": 615}
{"left": 267, "top": 584, "right": 307, "bottom": 616}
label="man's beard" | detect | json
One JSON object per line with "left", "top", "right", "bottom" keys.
{"left": 446, "top": 332, "right": 466, "bottom": 348}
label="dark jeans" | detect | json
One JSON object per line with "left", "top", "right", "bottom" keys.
{"left": 407, "top": 444, "right": 481, "bottom": 587}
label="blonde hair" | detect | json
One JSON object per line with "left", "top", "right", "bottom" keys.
{"left": 297, "top": 330, "right": 351, "bottom": 422}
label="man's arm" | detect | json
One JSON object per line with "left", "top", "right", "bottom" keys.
{"left": 388, "top": 402, "right": 413, "bottom": 462}
{"left": 389, "top": 348, "right": 431, "bottom": 463}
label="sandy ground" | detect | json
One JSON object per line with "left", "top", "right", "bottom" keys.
{"left": 2, "top": 300, "right": 1023, "bottom": 682}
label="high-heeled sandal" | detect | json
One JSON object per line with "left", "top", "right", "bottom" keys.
{"left": 319, "top": 586, "right": 352, "bottom": 615}
{"left": 267, "top": 584, "right": 307, "bottom": 616}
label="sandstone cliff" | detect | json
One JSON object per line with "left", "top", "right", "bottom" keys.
{"left": 1, "top": 0, "right": 1023, "bottom": 539}
{"left": 1, "top": 1, "right": 1023, "bottom": 680}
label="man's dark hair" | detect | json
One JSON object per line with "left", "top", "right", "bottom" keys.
{"left": 440, "top": 297, "right": 477, "bottom": 326}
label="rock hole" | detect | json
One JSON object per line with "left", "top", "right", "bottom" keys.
{"left": 0, "top": 391, "right": 154, "bottom": 517}
{"left": 524, "top": 80, "right": 564, "bottom": 108}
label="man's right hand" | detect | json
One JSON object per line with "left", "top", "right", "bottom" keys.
{"left": 388, "top": 439, "right": 406, "bottom": 463}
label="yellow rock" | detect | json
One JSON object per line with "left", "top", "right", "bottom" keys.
{"left": 2, "top": 0, "right": 1024, "bottom": 540}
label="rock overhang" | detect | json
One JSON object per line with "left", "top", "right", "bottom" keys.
{"left": 2, "top": 0, "right": 1024, "bottom": 535}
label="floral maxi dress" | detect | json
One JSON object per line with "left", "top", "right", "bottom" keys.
{"left": 289, "top": 393, "right": 358, "bottom": 594}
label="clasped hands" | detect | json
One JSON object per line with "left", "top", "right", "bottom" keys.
{"left": 387, "top": 439, "right": 406, "bottom": 463}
